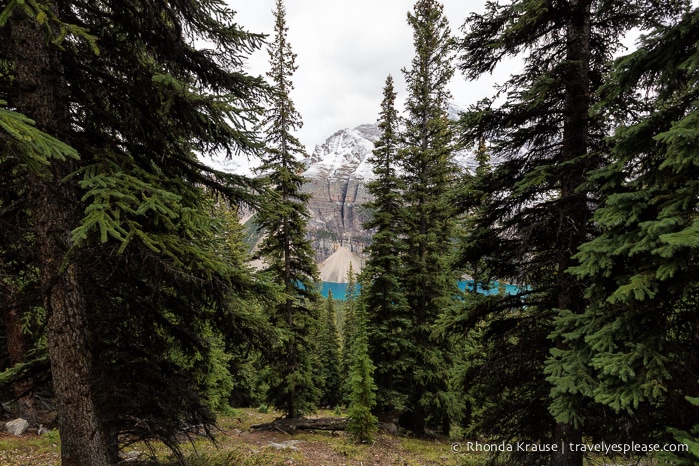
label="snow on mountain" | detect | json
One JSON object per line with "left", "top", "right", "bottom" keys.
{"left": 299, "top": 104, "right": 476, "bottom": 182}
{"left": 302, "top": 123, "right": 380, "bottom": 181}
{"left": 200, "top": 103, "right": 475, "bottom": 183}
{"left": 199, "top": 104, "right": 478, "bottom": 266}
{"left": 200, "top": 152, "right": 261, "bottom": 178}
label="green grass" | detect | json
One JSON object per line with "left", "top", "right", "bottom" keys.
{"left": 0, "top": 409, "right": 487, "bottom": 465}
{"left": 0, "top": 430, "right": 61, "bottom": 466}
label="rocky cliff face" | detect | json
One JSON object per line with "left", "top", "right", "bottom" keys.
{"left": 301, "top": 124, "right": 379, "bottom": 263}
{"left": 300, "top": 115, "right": 478, "bottom": 264}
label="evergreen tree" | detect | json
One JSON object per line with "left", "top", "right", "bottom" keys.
{"left": 553, "top": 4, "right": 699, "bottom": 445}
{"left": 318, "top": 290, "right": 342, "bottom": 408}
{"left": 0, "top": 107, "right": 60, "bottom": 422}
{"left": 1, "top": 1, "right": 268, "bottom": 463}
{"left": 211, "top": 202, "right": 274, "bottom": 411}
{"left": 445, "top": 0, "right": 688, "bottom": 463}
{"left": 362, "top": 74, "right": 411, "bottom": 416}
{"left": 664, "top": 392, "right": 699, "bottom": 465}
{"left": 341, "top": 263, "right": 358, "bottom": 402}
{"left": 397, "top": 0, "right": 461, "bottom": 436}
{"left": 346, "top": 297, "right": 378, "bottom": 444}
{"left": 256, "top": 0, "right": 322, "bottom": 419}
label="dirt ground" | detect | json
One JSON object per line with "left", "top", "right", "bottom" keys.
{"left": 0, "top": 410, "right": 467, "bottom": 466}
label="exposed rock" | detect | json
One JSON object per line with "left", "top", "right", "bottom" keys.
{"left": 302, "top": 176, "right": 373, "bottom": 263}
{"left": 318, "top": 246, "right": 364, "bottom": 282}
{"left": 267, "top": 440, "right": 302, "bottom": 451}
{"left": 5, "top": 418, "right": 29, "bottom": 436}
{"left": 379, "top": 421, "right": 399, "bottom": 436}
{"left": 302, "top": 125, "right": 378, "bottom": 264}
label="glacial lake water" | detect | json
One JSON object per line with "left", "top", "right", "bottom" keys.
{"left": 321, "top": 280, "right": 520, "bottom": 300}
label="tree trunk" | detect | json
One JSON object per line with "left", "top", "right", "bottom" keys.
{"left": 251, "top": 417, "right": 348, "bottom": 432}
{"left": 6, "top": 8, "right": 111, "bottom": 466}
{"left": 552, "top": 422, "right": 583, "bottom": 466}
{"left": 551, "top": 1, "right": 592, "bottom": 465}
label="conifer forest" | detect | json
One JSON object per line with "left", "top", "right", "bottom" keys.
{"left": 1, "top": 0, "right": 699, "bottom": 465}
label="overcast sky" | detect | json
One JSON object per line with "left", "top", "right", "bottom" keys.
{"left": 228, "top": 0, "right": 509, "bottom": 153}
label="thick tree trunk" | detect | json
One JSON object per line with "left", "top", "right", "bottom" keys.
{"left": 551, "top": 1, "right": 592, "bottom": 465}
{"left": 6, "top": 9, "right": 111, "bottom": 466}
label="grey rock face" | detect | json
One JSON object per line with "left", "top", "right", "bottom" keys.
{"left": 302, "top": 176, "right": 373, "bottom": 263}
{"left": 300, "top": 115, "right": 476, "bottom": 264}
{"left": 6, "top": 418, "right": 29, "bottom": 436}
{"left": 301, "top": 125, "right": 379, "bottom": 263}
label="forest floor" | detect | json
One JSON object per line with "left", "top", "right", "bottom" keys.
{"left": 0, "top": 408, "right": 484, "bottom": 465}
{"left": 0, "top": 409, "right": 660, "bottom": 465}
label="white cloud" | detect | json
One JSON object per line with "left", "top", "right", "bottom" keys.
{"left": 229, "top": 0, "right": 500, "bottom": 153}
{"left": 225, "top": 0, "right": 687, "bottom": 158}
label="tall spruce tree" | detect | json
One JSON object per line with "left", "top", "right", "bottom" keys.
{"left": 256, "top": 0, "right": 322, "bottom": 419}
{"left": 341, "top": 263, "right": 358, "bottom": 402}
{"left": 552, "top": 4, "right": 698, "bottom": 447}
{"left": 1, "top": 1, "right": 268, "bottom": 464}
{"left": 398, "top": 0, "right": 461, "bottom": 436}
{"left": 362, "top": 74, "right": 411, "bottom": 416}
{"left": 346, "top": 295, "right": 378, "bottom": 444}
{"left": 445, "top": 0, "right": 688, "bottom": 464}
{"left": 318, "top": 290, "right": 342, "bottom": 408}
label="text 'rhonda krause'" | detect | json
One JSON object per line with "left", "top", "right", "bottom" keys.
{"left": 451, "top": 441, "right": 689, "bottom": 455}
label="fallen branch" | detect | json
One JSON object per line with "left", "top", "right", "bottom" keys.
{"left": 251, "top": 417, "right": 347, "bottom": 433}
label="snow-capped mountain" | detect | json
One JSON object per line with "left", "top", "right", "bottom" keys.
{"left": 301, "top": 125, "right": 377, "bottom": 263}
{"left": 300, "top": 115, "right": 477, "bottom": 263}
{"left": 302, "top": 123, "right": 380, "bottom": 181}
{"left": 202, "top": 103, "right": 474, "bottom": 183}
{"left": 202, "top": 105, "right": 477, "bottom": 264}
{"left": 301, "top": 104, "right": 476, "bottom": 183}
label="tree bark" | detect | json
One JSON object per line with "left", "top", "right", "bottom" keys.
{"left": 551, "top": 1, "right": 592, "bottom": 465}
{"left": 251, "top": 417, "right": 348, "bottom": 433}
{"left": 5, "top": 8, "right": 111, "bottom": 466}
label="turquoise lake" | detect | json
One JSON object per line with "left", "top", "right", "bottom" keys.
{"left": 321, "top": 280, "right": 519, "bottom": 300}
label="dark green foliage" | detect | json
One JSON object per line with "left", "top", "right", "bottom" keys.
{"left": 318, "top": 291, "right": 342, "bottom": 408}
{"left": 361, "top": 1, "right": 462, "bottom": 435}
{"left": 1, "top": 0, "right": 270, "bottom": 462}
{"left": 362, "top": 75, "right": 411, "bottom": 415}
{"left": 396, "top": 0, "right": 461, "bottom": 435}
{"left": 346, "top": 299, "right": 378, "bottom": 444}
{"left": 663, "top": 393, "right": 699, "bottom": 464}
{"left": 256, "top": 0, "right": 321, "bottom": 418}
{"left": 341, "top": 264, "right": 358, "bottom": 403}
{"left": 78, "top": 192, "right": 273, "bottom": 462}
{"left": 551, "top": 5, "right": 699, "bottom": 440}
{"left": 446, "top": 0, "right": 688, "bottom": 463}
{"left": 0, "top": 109, "right": 49, "bottom": 413}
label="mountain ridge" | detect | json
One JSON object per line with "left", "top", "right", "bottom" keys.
{"left": 202, "top": 109, "right": 476, "bottom": 268}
